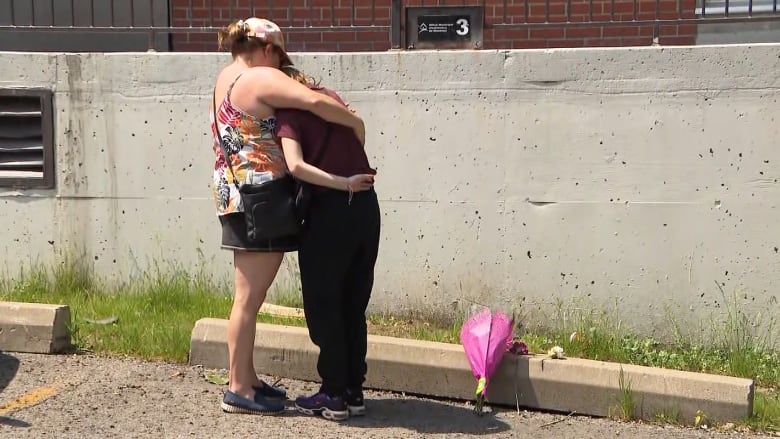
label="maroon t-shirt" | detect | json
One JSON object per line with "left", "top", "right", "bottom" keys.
{"left": 274, "top": 87, "right": 376, "bottom": 186}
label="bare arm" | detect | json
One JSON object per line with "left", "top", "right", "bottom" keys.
{"left": 280, "top": 137, "right": 374, "bottom": 191}
{"left": 255, "top": 68, "right": 365, "bottom": 144}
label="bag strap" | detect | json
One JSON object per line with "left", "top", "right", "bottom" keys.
{"left": 212, "top": 84, "right": 241, "bottom": 191}
{"left": 214, "top": 79, "right": 336, "bottom": 190}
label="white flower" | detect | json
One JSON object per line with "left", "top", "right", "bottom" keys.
{"left": 548, "top": 346, "right": 565, "bottom": 359}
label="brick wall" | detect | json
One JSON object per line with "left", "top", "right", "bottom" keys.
{"left": 169, "top": 0, "right": 697, "bottom": 52}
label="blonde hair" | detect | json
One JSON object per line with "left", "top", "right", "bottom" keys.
{"left": 217, "top": 20, "right": 269, "bottom": 57}
{"left": 280, "top": 66, "right": 321, "bottom": 88}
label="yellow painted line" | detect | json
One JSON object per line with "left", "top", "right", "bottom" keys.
{"left": 0, "top": 385, "right": 58, "bottom": 416}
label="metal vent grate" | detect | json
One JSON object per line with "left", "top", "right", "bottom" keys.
{"left": 0, "top": 89, "right": 54, "bottom": 189}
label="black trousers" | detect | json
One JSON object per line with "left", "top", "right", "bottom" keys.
{"left": 298, "top": 188, "right": 381, "bottom": 396}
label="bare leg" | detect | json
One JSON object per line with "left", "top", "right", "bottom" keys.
{"left": 227, "top": 250, "right": 284, "bottom": 399}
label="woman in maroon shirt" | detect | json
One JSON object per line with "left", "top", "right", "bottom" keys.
{"left": 275, "top": 67, "right": 380, "bottom": 421}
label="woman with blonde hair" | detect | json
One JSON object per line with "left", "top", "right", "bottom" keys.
{"left": 275, "top": 66, "right": 380, "bottom": 421}
{"left": 210, "top": 17, "right": 365, "bottom": 415}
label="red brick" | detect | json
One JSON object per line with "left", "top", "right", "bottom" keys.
{"left": 290, "top": 8, "right": 316, "bottom": 22}
{"left": 286, "top": 31, "right": 324, "bottom": 43}
{"left": 334, "top": 18, "right": 360, "bottom": 26}
{"left": 503, "top": 4, "right": 528, "bottom": 17}
{"left": 529, "top": 3, "right": 569, "bottom": 15}
{"left": 566, "top": 26, "right": 602, "bottom": 37}
{"left": 658, "top": 11, "right": 684, "bottom": 18}
{"left": 639, "top": 25, "right": 655, "bottom": 36}
{"left": 547, "top": 38, "right": 585, "bottom": 47}
{"left": 299, "top": 42, "right": 337, "bottom": 51}
{"left": 187, "top": 32, "right": 218, "bottom": 43}
{"left": 486, "top": 9, "right": 506, "bottom": 24}
{"left": 513, "top": 40, "right": 548, "bottom": 49}
{"left": 170, "top": 0, "right": 696, "bottom": 53}
{"left": 583, "top": 38, "right": 620, "bottom": 46}
{"left": 337, "top": 41, "right": 375, "bottom": 51}
{"left": 659, "top": 0, "right": 683, "bottom": 11}
{"left": 603, "top": 25, "right": 639, "bottom": 37}
{"left": 355, "top": 30, "right": 388, "bottom": 41}
{"left": 175, "top": 42, "right": 199, "bottom": 51}
{"left": 621, "top": 36, "right": 652, "bottom": 46}
{"left": 355, "top": 7, "right": 390, "bottom": 21}
{"left": 493, "top": 28, "right": 530, "bottom": 40}
{"left": 530, "top": 28, "right": 565, "bottom": 38}
{"left": 608, "top": 2, "right": 638, "bottom": 13}
{"left": 317, "top": 6, "right": 353, "bottom": 20}
{"left": 323, "top": 31, "right": 357, "bottom": 41}
{"left": 565, "top": 14, "right": 591, "bottom": 22}
{"left": 659, "top": 35, "right": 695, "bottom": 45}
{"left": 525, "top": 15, "right": 549, "bottom": 23}
{"left": 677, "top": 23, "right": 697, "bottom": 35}
{"left": 269, "top": 17, "right": 293, "bottom": 27}
{"left": 637, "top": 1, "right": 660, "bottom": 13}
{"left": 569, "top": 3, "right": 596, "bottom": 14}
{"left": 589, "top": 13, "right": 616, "bottom": 20}
{"left": 221, "top": 8, "right": 252, "bottom": 20}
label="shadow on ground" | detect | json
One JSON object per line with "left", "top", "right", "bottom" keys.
{"left": 0, "top": 351, "right": 30, "bottom": 428}
{"left": 0, "top": 351, "right": 19, "bottom": 396}
{"left": 0, "top": 416, "right": 30, "bottom": 427}
{"left": 349, "top": 398, "right": 511, "bottom": 435}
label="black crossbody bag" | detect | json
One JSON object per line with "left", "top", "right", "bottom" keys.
{"left": 212, "top": 90, "right": 300, "bottom": 242}
{"left": 293, "top": 123, "right": 333, "bottom": 227}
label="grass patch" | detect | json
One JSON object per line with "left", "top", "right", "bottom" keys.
{"left": 748, "top": 390, "right": 780, "bottom": 433}
{"left": 1, "top": 260, "right": 779, "bottom": 431}
{"left": 0, "top": 258, "right": 301, "bottom": 362}
{"left": 609, "top": 366, "right": 638, "bottom": 421}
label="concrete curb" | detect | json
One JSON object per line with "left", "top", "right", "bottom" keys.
{"left": 189, "top": 318, "right": 754, "bottom": 425}
{"left": 0, "top": 301, "right": 71, "bottom": 354}
{"left": 259, "top": 303, "right": 305, "bottom": 319}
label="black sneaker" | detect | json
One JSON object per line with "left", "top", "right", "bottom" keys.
{"left": 253, "top": 380, "right": 287, "bottom": 401}
{"left": 221, "top": 390, "right": 285, "bottom": 415}
{"left": 295, "top": 391, "right": 349, "bottom": 421}
{"left": 346, "top": 388, "right": 366, "bottom": 416}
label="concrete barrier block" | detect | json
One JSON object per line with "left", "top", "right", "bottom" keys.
{"left": 189, "top": 318, "right": 754, "bottom": 424}
{"left": 0, "top": 301, "right": 71, "bottom": 354}
{"left": 259, "top": 303, "right": 305, "bottom": 319}
{"left": 490, "top": 354, "right": 754, "bottom": 425}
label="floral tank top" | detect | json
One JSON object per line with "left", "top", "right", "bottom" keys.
{"left": 210, "top": 74, "right": 289, "bottom": 216}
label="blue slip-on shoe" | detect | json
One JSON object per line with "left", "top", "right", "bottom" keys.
{"left": 253, "top": 380, "right": 287, "bottom": 401}
{"left": 221, "top": 390, "right": 285, "bottom": 415}
{"left": 346, "top": 388, "right": 366, "bottom": 417}
{"left": 295, "top": 391, "right": 349, "bottom": 421}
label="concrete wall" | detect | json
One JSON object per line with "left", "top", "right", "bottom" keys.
{"left": 1, "top": 45, "right": 779, "bottom": 335}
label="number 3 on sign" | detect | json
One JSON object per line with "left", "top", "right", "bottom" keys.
{"left": 455, "top": 18, "right": 469, "bottom": 36}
